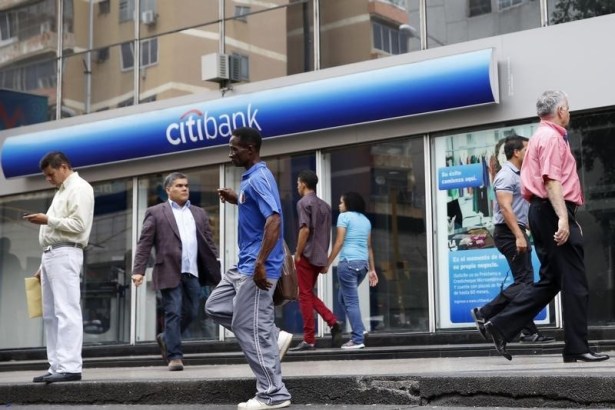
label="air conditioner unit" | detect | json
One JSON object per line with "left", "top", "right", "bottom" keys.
{"left": 229, "top": 55, "right": 242, "bottom": 83}
{"left": 201, "top": 53, "right": 229, "bottom": 83}
{"left": 141, "top": 10, "right": 156, "bottom": 25}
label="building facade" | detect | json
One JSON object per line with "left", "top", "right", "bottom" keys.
{"left": 1, "top": 0, "right": 615, "bottom": 350}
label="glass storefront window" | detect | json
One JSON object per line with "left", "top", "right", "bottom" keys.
{"left": 326, "top": 138, "right": 428, "bottom": 334}
{"left": 432, "top": 124, "right": 552, "bottom": 330}
{"left": 84, "top": 178, "right": 134, "bottom": 344}
{"left": 134, "top": 167, "right": 220, "bottom": 343}
{"left": 0, "top": 176, "right": 133, "bottom": 348}
{"left": 222, "top": 152, "right": 315, "bottom": 337}
{"left": 569, "top": 109, "right": 615, "bottom": 326}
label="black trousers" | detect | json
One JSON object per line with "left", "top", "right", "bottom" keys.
{"left": 480, "top": 224, "right": 538, "bottom": 336}
{"left": 491, "top": 199, "right": 589, "bottom": 355}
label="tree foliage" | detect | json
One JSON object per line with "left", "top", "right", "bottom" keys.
{"left": 551, "top": 0, "right": 615, "bottom": 23}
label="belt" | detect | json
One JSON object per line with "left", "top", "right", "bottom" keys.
{"left": 494, "top": 223, "right": 527, "bottom": 230}
{"left": 530, "top": 197, "right": 578, "bottom": 215}
{"left": 44, "top": 242, "right": 84, "bottom": 252}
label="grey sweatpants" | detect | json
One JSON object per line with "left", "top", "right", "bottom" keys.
{"left": 205, "top": 268, "right": 291, "bottom": 404}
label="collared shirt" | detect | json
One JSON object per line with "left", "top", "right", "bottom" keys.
{"left": 237, "top": 161, "right": 284, "bottom": 279}
{"left": 521, "top": 120, "right": 583, "bottom": 206}
{"left": 493, "top": 161, "right": 529, "bottom": 227}
{"left": 40, "top": 171, "right": 94, "bottom": 248}
{"left": 169, "top": 199, "right": 198, "bottom": 277}
{"left": 337, "top": 211, "right": 371, "bottom": 261}
{"left": 297, "top": 192, "right": 331, "bottom": 267}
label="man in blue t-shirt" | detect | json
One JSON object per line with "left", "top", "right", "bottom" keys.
{"left": 205, "top": 127, "right": 292, "bottom": 410}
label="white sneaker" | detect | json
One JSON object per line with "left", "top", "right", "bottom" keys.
{"left": 277, "top": 330, "right": 293, "bottom": 361}
{"left": 237, "top": 397, "right": 291, "bottom": 409}
{"left": 341, "top": 340, "right": 365, "bottom": 349}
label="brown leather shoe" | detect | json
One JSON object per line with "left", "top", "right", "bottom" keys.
{"left": 168, "top": 359, "right": 184, "bottom": 371}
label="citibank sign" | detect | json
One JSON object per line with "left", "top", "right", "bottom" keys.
{"left": 1, "top": 48, "right": 498, "bottom": 178}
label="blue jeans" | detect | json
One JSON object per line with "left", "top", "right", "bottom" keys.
{"left": 160, "top": 273, "right": 201, "bottom": 360}
{"left": 337, "top": 260, "right": 368, "bottom": 344}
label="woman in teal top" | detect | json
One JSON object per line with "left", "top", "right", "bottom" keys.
{"left": 323, "top": 192, "right": 378, "bottom": 349}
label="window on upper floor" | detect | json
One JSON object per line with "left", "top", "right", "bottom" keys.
{"left": 468, "top": 0, "right": 492, "bottom": 17}
{"left": 372, "top": 20, "right": 408, "bottom": 55}
{"left": 498, "top": 0, "right": 524, "bottom": 10}
{"left": 234, "top": 5, "right": 250, "bottom": 22}
{"left": 120, "top": 38, "right": 158, "bottom": 71}
{"left": 120, "top": 0, "right": 156, "bottom": 22}
{"left": 0, "top": 13, "right": 15, "bottom": 43}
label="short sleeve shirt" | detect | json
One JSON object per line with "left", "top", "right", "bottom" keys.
{"left": 297, "top": 192, "right": 331, "bottom": 267}
{"left": 493, "top": 161, "right": 529, "bottom": 227}
{"left": 237, "top": 162, "right": 284, "bottom": 279}
{"left": 337, "top": 211, "right": 371, "bottom": 261}
{"left": 521, "top": 121, "right": 583, "bottom": 205}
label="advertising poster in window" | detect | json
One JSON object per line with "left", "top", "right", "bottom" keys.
{"left": 434, "top": 125, "right": 549, "bottom": 328}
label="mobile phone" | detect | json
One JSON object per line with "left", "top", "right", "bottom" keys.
{"left": 21, "top": 212, "right": 31, "bottom": 217}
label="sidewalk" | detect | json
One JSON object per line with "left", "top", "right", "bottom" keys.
{"left": 2, "top": 350, "right": 615, "bottom": 408}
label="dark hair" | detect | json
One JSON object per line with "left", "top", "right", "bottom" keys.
{"left": 342, "top": 191, "right": 366, "bottom": 214}
{"left": 298, "top": 169, "right": 318, "bottom": 190}
{"left": 232, "top": 127, "right": 262, "bottom": 152}
{"left": 163, "top": 172, "right": 188, "bottom": 189}
{"left": 503, "top": 135, "right": 529, "bottom": 160}
{"left": 39, "top": 151, "right": 72, "bottom": 171}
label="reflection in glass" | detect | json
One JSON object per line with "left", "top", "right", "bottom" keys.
{"left": 320, "top": 0, "right": 412, "bottom": 69}
{"left": 0, "top": 0, "right": 60, "bottom": 124}
{"left": 83, "top": 179, "right": 134, "bottom": 344}
{"left": 548, "top": 0, "right": 615, "bottom": 24}
{"left": 328, "top": 139, "right": 428, "bottom": 333}
{"left": 425, "top": 0, "right": 541, "bottom": 48}
{"left": 0, "top": 177, "right": 134, "bottom": 348}
{"left": 62, "top": 45, "right": 134, "bottom": 117}
{"left": 139, "top": 28, "right": 218, "bottom": 104}
{"left": 225, "top": 2, "right": 299, "bottom": 83}
{"left": 570, "top": 109, "right": 615, "bottom": 326}
{"left": 265, "top": 153, "right": 316, "bottom": 334}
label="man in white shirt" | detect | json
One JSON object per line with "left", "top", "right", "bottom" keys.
{"left": 24, "top": 151, "right": 94, "bottom": 384}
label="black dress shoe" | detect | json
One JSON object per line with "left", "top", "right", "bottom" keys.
{"left": 485, "top": 321, "right": 512, "bottom": 361}
{"left": 470, "top": 307, "right": 488, "bottom": 341}
{"left": 563, "top": 352, "right": 610, "bottom": 363}
{"left": 33, "top": 373, "right": 52, "bottom": 383}
{"left": 43, "top": 372, "right": 82, "bottom": 383}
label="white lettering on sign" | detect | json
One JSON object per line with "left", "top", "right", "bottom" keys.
{"left": 166, "top": 104, "right": 261, "bottom": 146}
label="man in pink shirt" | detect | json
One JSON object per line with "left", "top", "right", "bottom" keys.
{"left": 483, "top": 90, "right": 609, "bottom": 363}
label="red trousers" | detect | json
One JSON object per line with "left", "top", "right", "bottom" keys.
{"left": 296, "top": 257, "right": 337, "bottom": 344}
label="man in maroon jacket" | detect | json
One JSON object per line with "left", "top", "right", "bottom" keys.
{"left": 132, "top": 172, "right": 220, "bottom": 371}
